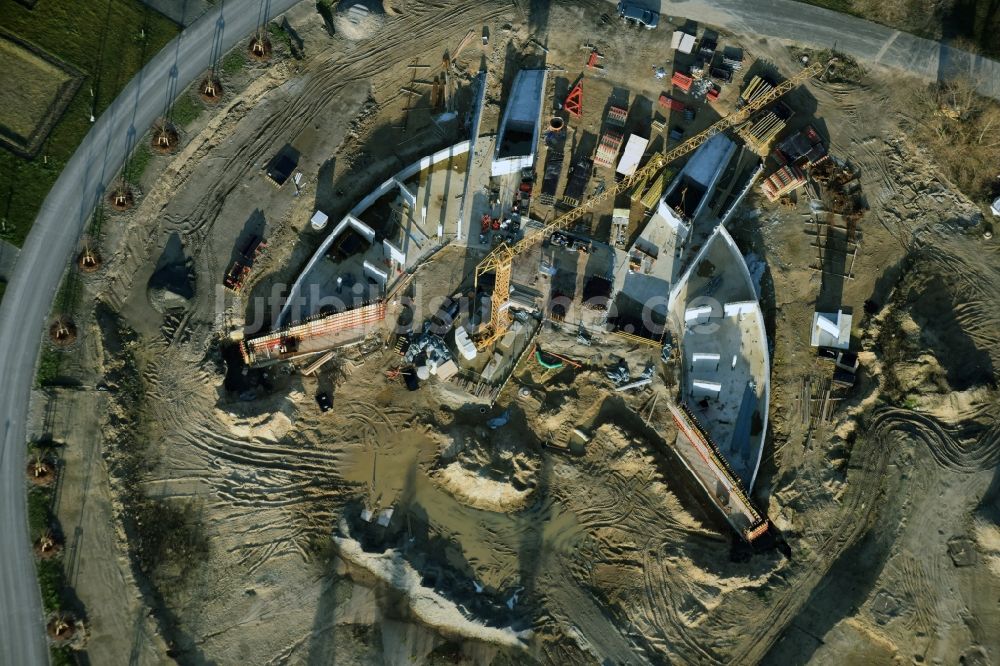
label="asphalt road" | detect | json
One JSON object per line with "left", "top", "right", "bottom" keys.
{"left": 0, "top": 1, "right": 300, "bottom": 664}
{"left": 617, "top": 0, "right": 1000, "bottom": 101}
{"left": 1, "top": 1, "right": 997, "bottom": 664}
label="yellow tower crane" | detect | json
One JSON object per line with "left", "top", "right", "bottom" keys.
{"left": 474, "top": 59, "right": 833, "bottom": 350}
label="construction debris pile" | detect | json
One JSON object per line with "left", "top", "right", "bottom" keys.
{"left": 403, "top": 332, "right": 458, "bottom": 381}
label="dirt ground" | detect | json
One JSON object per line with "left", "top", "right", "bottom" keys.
{"left": 31, "top": 0, "right": 1000, "bottom": 664}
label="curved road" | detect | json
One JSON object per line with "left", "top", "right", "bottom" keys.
{"left": 1, "top": 0, "right": 997, "bottom": 664}
{"left": 0, "top": 1, "right": 300, "bottom": 664}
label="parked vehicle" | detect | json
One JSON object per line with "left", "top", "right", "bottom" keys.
{"left": 316, "top": 392, "right": 333, "bottom": 412}
{"left": 617, "top": 2, "right": 658, "bottom": 29}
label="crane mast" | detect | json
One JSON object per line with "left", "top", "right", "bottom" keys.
{"left": 474, "top": 59, "right": 830, "bottom": 349}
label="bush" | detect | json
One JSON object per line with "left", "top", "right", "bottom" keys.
{"left": 27, "top": 486, "right": 53, "bottom": 539}
{"left": 37, "top": 559, "right": 66, "bottom": 613}
{"left": 903, "top": 79, "right": 1000, "bottom": 209}
{"left": 133, "top": 498, "right": 209, "bottom": 585}
{"left": 50, "top": 646, "right": 74, "bottom": 666}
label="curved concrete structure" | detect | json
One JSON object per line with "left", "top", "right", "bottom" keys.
{"left": 668, "top": 224, "right": 771, "bottom": 492}
{"left": 0, "top": 2, "right": 301, "bottom": 663}
{"left": 276, "top": 140, "right": 472, "bottom": 326}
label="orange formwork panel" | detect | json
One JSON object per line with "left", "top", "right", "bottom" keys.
{"left": 671, "top": 71, "right": 693, "bottom": 92}
{"left": 564, "top": 80, "right": 583, "bottom": 118}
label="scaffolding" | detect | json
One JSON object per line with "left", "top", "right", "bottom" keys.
{"left": 668, "top": 403, "right": 769, "bottom": 542}
{"left": 241, "top": 301, "right": 386, "bottom": 366}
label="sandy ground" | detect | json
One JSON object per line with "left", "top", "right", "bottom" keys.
{"left": 31, "top": 1, "right": 1000, "bottom": 664}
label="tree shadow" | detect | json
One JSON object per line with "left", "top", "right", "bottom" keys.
{"left": 527, "top": 0, "right": 551, "bottom": 39}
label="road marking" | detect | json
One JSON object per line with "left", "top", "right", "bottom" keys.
{"left": 874, "top": 30, "right": 901, "bottom": 65}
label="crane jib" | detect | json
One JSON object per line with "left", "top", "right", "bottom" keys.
{"left": 473, "top": 59, "right": 832, "bottom": 346}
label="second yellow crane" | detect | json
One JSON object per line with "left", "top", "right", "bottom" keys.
{"left": 474, "top": 59, "right": 832, "bottom": 349}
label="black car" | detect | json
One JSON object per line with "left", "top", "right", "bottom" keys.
{"left": 316, "top": 392, "right": 333, "bottom": 412}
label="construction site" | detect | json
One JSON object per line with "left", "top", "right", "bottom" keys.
{"left": 27, "top": 1, "right": 1000, "bottom": 665}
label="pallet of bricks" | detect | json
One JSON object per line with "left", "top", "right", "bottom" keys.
{"left": 594, "top": 104, "right": 627, "bottom": 169}
{"left": 593, "top": 137, "right": 620, "bottom": 168}
{"left": 761, "top": 164, "right": 806, "bottom": 201}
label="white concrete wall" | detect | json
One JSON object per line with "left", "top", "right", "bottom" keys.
{"left": 276, "top": 140, "right": 471, "bottom": 326}
{"left": 363, "top": 259, "right": 388, "bottom": 285}
{"left": 491, "top": 155, "right": 533, "bottom": 177}
{"left": 667, "top": 224, "right": 772, "bottom": 493}
{"left": 345, "top": 214, "right": 376, "bottom": 243}
{"left": 395, "top": 179, "right": 416, "bottom": 208}
{"left": 383, "top": 239, "right": 405, "bottom": 265}
{"left": 724, "top": 301, "right": 757, "bottom": 317}
{"left": 693, "top": 379, "right": 722, "bottom": 393}
{"left": 685, "top": 304, "right": 713, "bottom": 323}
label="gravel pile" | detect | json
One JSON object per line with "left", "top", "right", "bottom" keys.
{"left": 335, "top": 0, "right": 385, "bottom": 41}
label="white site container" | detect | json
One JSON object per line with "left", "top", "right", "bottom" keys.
{"left": 616, "top": 134, "right": 649, "bottom": 178}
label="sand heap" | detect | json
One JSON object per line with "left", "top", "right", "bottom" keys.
{"left": 147, "top": 262, "right": 195, "bottom": 314}
{"left": 431, "top": 423, "right": 541, "bottom": 513}
{"left": 335, "top": 0, "right": 386, "bottom": 41}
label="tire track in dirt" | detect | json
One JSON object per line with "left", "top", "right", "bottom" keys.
{"left": 729, "top": 418, "right": 892, "bottom": 664}
{"left": 103, "top": 0, "right": 514, "bottom": 310}
{"left": 893, "top": 553, "right": 936, "bottom": 635}
{"left": 175, "top": 0, "right": 512, "bottom": 246}
{"left": 638, "top": 540, "right": 720, "bottom": 664}
{"left": 539, "top": 563, "right": 647, "bottom": 665}
{"left": 912, "top": 242, "right": 1000, "bottom": 367}
{"left": 869, "top": 407, "right": 1000, "bottom": 473}
{"left": 730, "top": 229, "right": 997, "bottom": 661}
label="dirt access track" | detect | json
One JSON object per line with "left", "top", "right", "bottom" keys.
{"left": 20, "top": 0, "right": 1000, "bottom": 664}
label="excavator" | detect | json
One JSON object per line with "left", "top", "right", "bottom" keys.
{"left": 474, "top": 59, "right": 833, "bottom": 350}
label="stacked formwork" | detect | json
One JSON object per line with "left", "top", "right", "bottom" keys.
{"left": 606, "top": 105, "right": 628, "bottom": 127}
{"left": 740, "top": 75, "right": 773, "bottom": 105}
{"left": 241, "top": 301, "right": 386, "bottom": 366}
{"left": 761, "top": 164, "right": 806, "bottom": 201}
{"left": 640, "top": 167, "right": 673, "bottom": 208}
{"left": 738, "top": 111, "right": 786, "bottom": 156}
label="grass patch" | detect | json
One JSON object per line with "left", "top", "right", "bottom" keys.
{"left": 37, "top": 557, "right": 66, "bottom": 613}
{"left": 125, "top": 142, "right": 153, "bottom": 185}
{"left": 36, "top": 347, "right": 63, "bottom": 387}
{"left": 268, "top": 22, "right": 293, "bottom": 53}
{"left": 27, "top": 485, "right": 53, "bottom": 539}
{"left": 169, "top": 92, "right": 202, "bottom": 127}
{"left": 50, "top": 647, "right": 74, "bottom": 666}
{"left": 53, "top": 270, "right": 80, "bottom": 314}
{"left": 88, "top": 205, "right": 105, "bottom": 238}
{"left": 221, "top": 49, "right": 245, "bottom": 76}
{"left": 0, "top": 0, "right": 181, "bottom": 248}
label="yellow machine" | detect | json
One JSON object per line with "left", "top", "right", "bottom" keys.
{"left": 474, "top": 59, "right": 831, "bottom": 349}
